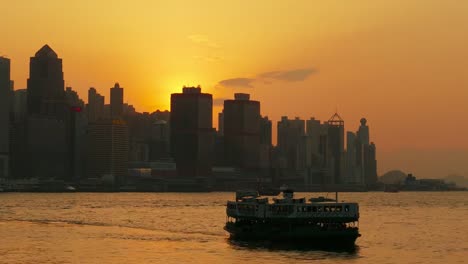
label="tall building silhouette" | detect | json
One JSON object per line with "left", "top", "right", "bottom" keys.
{"left": 259, "top": 116, "right": 272, "bottom": 171}
{"left": 87, "top": 120, "right": 129, "bottom": 186}
{"left": 0, "top": 57, "right": 11, "bottom": 178}
{"left": 170, "top": 86, "right": 214, "bottom": 178}
{"left": 356, "top": 118, "right": 377, "bottom": 186}
{"left": 110, "top": 83, "right": 123, "bottom": 118}
{"left": 357, "top": 118, "right": 369, "bottom": 145}
{"left": 223, "top": 93, "right": 261, "bottom": 170}
{"left": 277, "top": 117, "right": 306, "bottom": 171}
{"left": 87, "top": 87, "right": 105, "bottom": 123}
{"left": 11, "top": 45, "right": 70, "bottom": 180}
{"left": 27, "top": 44, "right": 66, "bottom": 120}
{"left": 327, "top": 113, "right": 345, "bottom": 184}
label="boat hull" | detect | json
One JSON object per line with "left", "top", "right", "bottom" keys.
{"left": 225, "top": 222, "right": 360, "bottom": 246}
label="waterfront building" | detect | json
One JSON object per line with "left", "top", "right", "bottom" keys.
{"left": 86, "top": 119, "right": 129, "bottom": 186}
{"left": 277, "top": 116, "right": 306, "bottom": 171}
{"left": 170, "top": 86, "right": 214, "bottom": 178}
{"left": 12, "top": 45, "right": 71, "bottom": 180}
{"left": 0, "top": 57, "right": 11, "bottom": 178}
{"left": 87, "top": 87, "right": 105, "bottom": 123}
{"left": 27, "top": 45, "right": 67, "bottom": 120}
{"left": 259, "top": 116, "right": 273, "bottom": 170}
{"left": 110, "top": 83, "right": 124, "bottom": 118}
{"left": 223, "top": 93, "right": 261, "bottom": 170}
{"left": 326, "top": 113, "right": 345, "bottom": 184}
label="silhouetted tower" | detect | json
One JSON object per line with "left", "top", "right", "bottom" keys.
{"left": 356, "top": 118, "right": 378, "bottom": 186}
{"left": 87, "top": 87, "right": 105, "bottom": 123}
{"left": 277, "top": 117, "right": 306, "bottom": 171}
{"left": 223, "top": 93, "right": 261, "bottom": 170}
{"left": 87, "top": 120, "right": 129, "bottom": 187}
{"left": 110, "top": 83, "right": 123, "bottom": 118}
{"left": 170, "top": 86, "right": 214, "bottom": 178}
{"left": 27, "top": 45, "right": 66, "bottom": 120}
{"left": 0, "top": 57, "right": 11, "bottom": 178}
{"left": 327, "top": 113, "right": 345, "bottom": 184}
{"left": 357, "top": 118, "right": 369, "bottom": 145}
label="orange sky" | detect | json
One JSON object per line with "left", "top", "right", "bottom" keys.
{"left": 1, "top": 0, "right": 467, "bottom": 178}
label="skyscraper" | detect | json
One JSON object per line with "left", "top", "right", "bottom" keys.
{"left": 170, "top": 86, "right": 214, "bottom": 178}
{"left": 357, "top": 118, "right": 369, "bottom": 145}
{"left": 87, "top": 120, "right": 129, "bottom": 186}
{"left": 356, "top": 118, "right": 377, "bottom": 186}
{"left": 16, "top": 45, "right": 70, "bottom": 180}
{"left": 327, "top": 113, "right": 345, "bottom": 184}
{"left": 277, "top": 117, "right": 306, "bottom": 171}
{"left": 110, "top": 83, "right": 124, "bottom": 118}
{"left": 223, "top": 93, "right": 261, "bottom": 170}
{"left": 0, "top": 57, "right": 11, "bottom": 178}
{"left": 87, "top": 87, "right": 105, "bottom": 123}
{"left": 27, "top": 45, "right": 66, "bottom": 120}
{"left": 259, "top": 116, "right": 272, "bottom": 170}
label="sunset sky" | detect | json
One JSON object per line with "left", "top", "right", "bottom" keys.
{"left": 1, "top": 0, "right": 467, "bottom": 178}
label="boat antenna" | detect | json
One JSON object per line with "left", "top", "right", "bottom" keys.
{"left": 335, "top": 191, "right": 338, "bottom": 202}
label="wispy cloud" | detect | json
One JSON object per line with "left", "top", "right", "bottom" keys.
{"left": 218, "top": 78, "right": 255, "bottom": 88}
{"left": 193, "top": 55, "right": 223, "bottom": 62}
{"left": 217, "top": 67, "right": 318, "bottom": 88}
{"left": 258, "top": 68, "right": 317, "bottom": 82}
{"left": 188, "top": 34, "right": 219, "bottom": 48}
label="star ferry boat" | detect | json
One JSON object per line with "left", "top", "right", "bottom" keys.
{"left": 225, "top": 189, "right": 360, "bottom": 245}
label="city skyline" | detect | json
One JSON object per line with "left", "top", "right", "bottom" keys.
{"left": 1, "top": 0, "right": 468, "bottom": 179}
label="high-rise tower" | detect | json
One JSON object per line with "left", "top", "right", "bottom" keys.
{"left": 0, "top": 57, "right": 11, "bottom": 178}
{"left": 170, "top": 86, "right": 214, "bottom": 178}
{"left": 110, "top": 83, "right": 124, "bottom": 118}
{"left": 27, "top": 45, "right": 66, "bottom": 120}
{"left": 327, "top": 113, "right": 345, "bottom": 184}
{"left": 223, "top": 93, "right": 261, "bottom": 170}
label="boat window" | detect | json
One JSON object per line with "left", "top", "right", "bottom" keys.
{"left": 344, "top": 205, "right": 349, "bottom": 212}
{"left": 335, "top": 206, "right": 342, "bottom": 212}
{"left": 317, "top": 207, "right": 322, "bottom": 212}
{"left": 324, "top": 206, "right": 330, "bottom": 212}
{"left": 307, "top": 206, "right": 311, "bottom": 212}
{"left": 312, "top": 206, "right": 317, "bottom": 212}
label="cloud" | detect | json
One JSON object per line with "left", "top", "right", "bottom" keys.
{"left": 188, "top": 34, "right": 219, "bottom": 48}
{"left": 216, "top": 67, "right": 317, "bottom": 89}
{"left": 258, "top": 68, "right": 317, "bottom": 82}
{"left": 218, "top": 78, "right": 255, "bottom": 88}
{"left": 193, "top": 55, "right": 223, "bottom": 62}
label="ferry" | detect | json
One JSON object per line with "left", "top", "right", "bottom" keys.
{"left": 225, "top": 189, "right": 360, "bottom": 246}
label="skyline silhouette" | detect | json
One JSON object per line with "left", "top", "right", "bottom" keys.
{"left": 2, "top": 40, "right": 467, "bottom": 179}
{"left": 2, "top": 1, "right": 468, "bottom": 180}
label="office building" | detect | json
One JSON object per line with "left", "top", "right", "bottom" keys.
{"left": 110, "top": 83, "right": 124, "bottom": 118}
{"left": 223, "top": 93, "right": 261, "bottom": 170}
{"left": 170, "top": 86, "right": 214, "bottom": 178}
{"left": 277, "top": 117, "right": 306, "bottom": 171}
{"left": 27, "top": 45, "right": 67, "bottom": 120}
{"left": 87, "top": 87, "right": 105, "bottom": 123}
{"left": 327, "top": 113, "right": 345, "bottom": 184}
{"left": 0, "top": 57, "right": 11, "bottom": 178}
{"left": 87, "top": 119, "right": 129, "bottom": 186}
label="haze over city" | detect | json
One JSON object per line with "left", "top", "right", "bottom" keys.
{"left": 1, "top": 0, "right": 468, "bottom": 178}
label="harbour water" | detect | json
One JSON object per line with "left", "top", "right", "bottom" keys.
{"left": 0, "top": 192, "right": 467, "bottom": 263}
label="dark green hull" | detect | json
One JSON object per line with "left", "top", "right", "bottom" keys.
{"left": 225, "top": 222, "right": 360, "bottom": 246}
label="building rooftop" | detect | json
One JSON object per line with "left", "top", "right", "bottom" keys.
{"left": 35, "top": 45, "right": 58, "bottom": 58}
